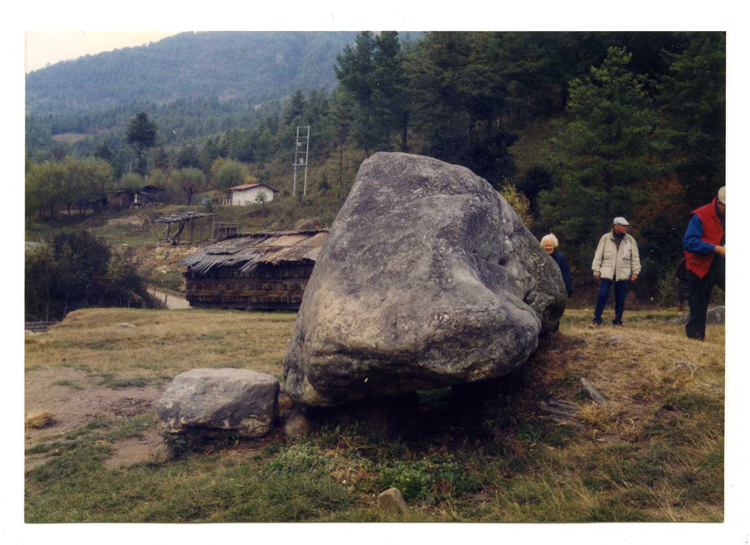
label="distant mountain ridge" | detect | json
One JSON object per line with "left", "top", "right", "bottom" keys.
{"left": 26, "top": 31, "right": 359, "bottom": 115}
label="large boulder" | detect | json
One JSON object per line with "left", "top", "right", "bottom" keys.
{"left": 156, "top": 368, "right": 279, "bottom": 439}
{"left": 283, "top": 152, "right": 566, "bottom": 407}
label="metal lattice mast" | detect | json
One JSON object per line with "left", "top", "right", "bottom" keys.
{"left": 293, "top": 126, "right": 299, "bottom": 196}
{"left": 293, "top": 125, "right": 310, "bottom": 196}
{"left": 303, "top": 125, "right": 310, "bottom": 196}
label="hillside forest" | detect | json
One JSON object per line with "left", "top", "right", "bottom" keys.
{"left": 25, "top": 31, "right": 726, "bottom": 309}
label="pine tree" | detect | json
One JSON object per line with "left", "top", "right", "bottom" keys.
{"left": 658, "top": 33, "right": 725, "bottom": 208}
{"left": 335, "top": 32, "right": 377, "bottom": 156}
{"left": 371, "top": 31, "right": 411, "bottom": 151}
{"left": 201, "top": 138, "right": 223, "bottom": 174}
{"left": 326, "top": 89, "right": 355, "bottom": 190}
{"left": 539, "top": 47, "right": 662, "bottom": 269}
{"left": 176, "top": 145, "right": 202, "bottom": 170}
{"left": 410, "top": 32, "right": 473, "bottom": 164}
{"left": 153, "top": 147, "right": 171, "bottom": 171}
{"left": 254, "top": 129, "right": 275, "bottom": 174}
{"left": 94, "top": 142, "right": 113, "bottom": 163}
{"left": 408, "top": 32, "right": 517, "bottom": 185}
{"left": 306, "top": 88, "right": 331, "bottom": 157}
{"left": 283, "top": 90, "right": 306, "bottom": 126}
{"left": 126, "top": 113, "right": 158, "bottom": 175}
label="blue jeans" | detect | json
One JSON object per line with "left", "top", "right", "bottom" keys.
{"left": 593, "top": 279, "right": 629, "bottom": 325}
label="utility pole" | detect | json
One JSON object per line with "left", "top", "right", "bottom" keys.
{"left": 293, "top": 125, "right": 311, "bottom": 197}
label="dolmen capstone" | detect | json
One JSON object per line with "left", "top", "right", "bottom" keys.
{"left": 156, "top": 368, "right": 279, "bottom": 438}
{"left": 282, "top": 152, "right": 567, "bottom": 407}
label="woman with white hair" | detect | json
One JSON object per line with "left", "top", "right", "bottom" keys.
{"left": 541, "top": 233, "right": 574, "bottom": 298}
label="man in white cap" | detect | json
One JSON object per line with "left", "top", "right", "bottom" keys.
{"left": 589, "top": 217, "right": 641, "bottom": 327}
{"left": 683, "top": 186, "right": 726, "bottom": 340}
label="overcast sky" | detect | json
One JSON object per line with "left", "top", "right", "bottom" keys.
{"left": 25, "top": 31, "right": 180, "bottom": 73}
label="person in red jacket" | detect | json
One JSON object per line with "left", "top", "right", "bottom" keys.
{"left": 683, "top": 186, "right": 725, "bottom": 340}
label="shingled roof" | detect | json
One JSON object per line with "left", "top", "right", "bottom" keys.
{"left": 182, "top": 229, "right": 329, "bottom": 275}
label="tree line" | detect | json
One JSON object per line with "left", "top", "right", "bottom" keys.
{"left": 325, "top": 31, "right": 724, "bottom": 300}
{"left": 25, "top": 32, "right": 361, "bottom": 114}
{"left": 25, "top": 31, "right": 725, "bottom": 303}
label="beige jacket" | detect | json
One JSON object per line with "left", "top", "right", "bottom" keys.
{"left": 591, "top": 232, "right": 641, "bottom": 280}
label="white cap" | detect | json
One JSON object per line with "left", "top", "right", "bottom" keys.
{"left": 613, "top": 217, "right": 629, "bottom": 226}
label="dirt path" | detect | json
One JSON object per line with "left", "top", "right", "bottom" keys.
{"left": 151, "top": 288, "right": 190, "bottom": 309}
{"left": 25, "top": 367, "right": 167, "bottom": 471}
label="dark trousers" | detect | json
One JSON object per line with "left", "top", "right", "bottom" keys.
{"left": 593, "top": 279, "right": 629, "bottom": 325}
{"left": 686, "top": 257, "right": 725, "bottom": 340}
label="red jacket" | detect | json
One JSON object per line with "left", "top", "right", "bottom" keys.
{"left": 685, "top": 198, "right": 725, "bottom": 279}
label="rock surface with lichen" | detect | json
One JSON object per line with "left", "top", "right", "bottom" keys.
{"left": 156, "top": 368, "right": 279, "bottom": 438}
{"left": 283, "top": 152, "right": 566, "bottom": 407}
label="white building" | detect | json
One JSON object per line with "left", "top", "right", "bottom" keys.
{"left": 226, "top": 183, "right": 278, "bottom": 206}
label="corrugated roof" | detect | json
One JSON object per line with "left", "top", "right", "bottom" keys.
{"left": 154, "top": 211, "right": 213, "bottom": 224}
{"left": 257, "top": 234, "right": 310, "bottom": 247}
{"left": 183, "top": 229, "right": 328, "bottom": 275}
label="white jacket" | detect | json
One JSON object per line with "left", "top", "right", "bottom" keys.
{"left": 591, "top": 232, "right": 641, "bottom": 281}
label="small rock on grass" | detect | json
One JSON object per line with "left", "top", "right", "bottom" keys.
{"left": 377, "top": 487, "right": 409, "bottom": 515}
{"left": 580, "top": 377, "right": 606, "bottom": 404}
{"left": 283, "top": 410, "right": 317, "bottom": 437}
{"left": 665, "top": 306, "right": 724, "bottom": 325}
{"left": 150, "top": 441, "right": 173, "bottom": 463}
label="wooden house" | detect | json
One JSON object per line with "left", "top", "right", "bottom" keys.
{"left": 182, "top": 230, "right": 328, "bottom": 311}
{"left": 226, "top": 183, "right": 278, "bottom": 206}
{"left": 116, "top": 185, "right": 166, "bottom": 208}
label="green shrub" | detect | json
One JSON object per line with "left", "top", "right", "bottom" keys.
{"left": 267, "top": 444, "right": 338, "bottom": 475}
{"left": 379, "top": 460, "right": 433, "bottom": 501}
{"left": 25, "top": 231, "right": 157, "bottom": 320}
{"left": 656, "top": 273, "right": 678, "bottom": 308}
{"left": 378, "top": 457, "right": 480, "bottom": 501}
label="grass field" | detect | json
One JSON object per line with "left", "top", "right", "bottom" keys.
{"left": 24, "top": 307, "right": 724, "bottom": 522}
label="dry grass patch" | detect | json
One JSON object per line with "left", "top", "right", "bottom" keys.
{"left": 24, "top": 307, "right": 723, "bottom": 522}
{"left": 576, "top": 400, "right": 630, "bottom": 435}
{"left": 25, "top": 308, "right": 296, "bottom": 380}
{"left": 25, "top": 411, "right": 55, "bottom": 429}
{"left": 558, "top": 310, "right": 724, "bottom": 443}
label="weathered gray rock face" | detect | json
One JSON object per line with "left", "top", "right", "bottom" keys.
{"left": 156, "top": 368, "right": 279, "bottom": 438}
{"left": 665, "top": 306, "right": 725, "bottom": 325}
{"left": 283, "top": 152, "right": 566, "bottom": 407}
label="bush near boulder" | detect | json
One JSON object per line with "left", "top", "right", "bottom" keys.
{"left": 25, "top": 231, "right": 157, "bottom": 321}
